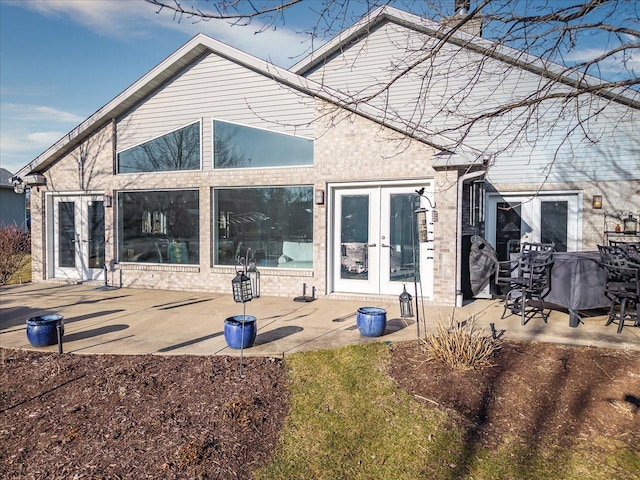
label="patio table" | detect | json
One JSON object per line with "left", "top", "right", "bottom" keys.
{"left": 544, "top": 251, "right": 610, "bottom": 327}
{"left": 509, "top": 251, "right": 610, "bottom": 327}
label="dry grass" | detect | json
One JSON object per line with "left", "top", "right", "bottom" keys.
{"left": 0, "top": 223, "right": 30, "bottom": 285}
{"left": 421, "top": 315, "right": 501, "bottom": 370}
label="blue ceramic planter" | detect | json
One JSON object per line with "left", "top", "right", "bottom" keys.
{"left": 357, "top": 307, "right": 387, "bottom": 337}
{"left": 26, "top": 314, "right": 64, "bottom": 347}
{"left": 224, "top": 315, "right": 257, "bottom": 349}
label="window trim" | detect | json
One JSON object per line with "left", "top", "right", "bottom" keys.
{"left": 116, "top": 120, "right": 203, "bottom": 174}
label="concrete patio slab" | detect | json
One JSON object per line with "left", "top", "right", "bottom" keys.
{"left": 1, "top": 283, "right": 639, "bottom": 357}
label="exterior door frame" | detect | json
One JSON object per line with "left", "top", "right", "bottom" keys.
{"left": 46, "top": 192, "right": 106, "bottom": 281}
{"left": 328, "top": 180, "right": 435, "bottom": 298}
{"left": 485, "top": 191, "right": 582, "bottom": 259}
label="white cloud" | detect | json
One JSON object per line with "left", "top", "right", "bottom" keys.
{"left": 0, "top": 130, "right": 65, "bottom": 174}
{"left": 1, "top": 130, "right": 64, "bottom": 154}
{"left": 165, "top": 18, "right": 312, "bottom": 66}
{"left": 565, "top": 46, "right": 640, "bottom": 80}
{"left": 1, "top": 103, "right": 83, "bottom": 172}
{"left": 16, "top": 0, "right": 156, "bottom": 38}
{"left": 3, "top": 104, "right": 85, "bottom": 123}
{"left": 14, "top": 0, "right": 311, "bottom": 66}
{"left": 19, "top": 0, "right": 306, "bottom": 67}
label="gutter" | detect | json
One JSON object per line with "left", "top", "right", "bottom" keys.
{"left": 455, "top": 168, "right": 486, "bottom": 307}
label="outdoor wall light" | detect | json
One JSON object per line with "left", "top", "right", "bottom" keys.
{"left": 591, "top": 195, "right": 602, "bottom": 209}
{"left": 103, "top": 194, "right": 113, "bottom": 208}
{"left": 314, "top": 189, "right": 325, "bottom": 205}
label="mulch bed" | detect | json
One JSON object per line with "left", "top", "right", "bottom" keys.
{"left": 1, "top": 340, "right": 639, "bottom": 479}
{"left": 0, "top": 351, "right": 288, "bottom": 479}
{"left": 388, "top": 340, "right": 640, "bottom": 449}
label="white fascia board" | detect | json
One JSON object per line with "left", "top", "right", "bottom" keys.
{"left": 431, "top": 150, "right": 485, "bottom": 169}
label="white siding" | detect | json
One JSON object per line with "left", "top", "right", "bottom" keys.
{"left": 304, "top": 20, "right": 640, "bottom": 184}
{"left": 117, "top": 52, "right": 316, "bottom": 169}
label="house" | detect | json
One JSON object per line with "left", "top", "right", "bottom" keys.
{"left": 0, "top": 168, "right": 27, "bottom": 229}
{"left": 12, "top": 5, "right": 639, "bottom": 306}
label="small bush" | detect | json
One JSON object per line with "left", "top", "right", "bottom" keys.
{"left": 421, "top": 315, "right": 501, "bottom": 370}
{"left": 0, "top": 223, "right": 31, "bottom": 286}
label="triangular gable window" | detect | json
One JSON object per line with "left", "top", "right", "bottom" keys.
{"left": 118, "top": 122, "right": 201, "bottom": 173}
{"left": 214, "top": 120, "right": 313, "bottom": 168}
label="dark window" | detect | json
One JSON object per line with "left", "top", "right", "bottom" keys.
{"left": 118, "top": 190, "right": 199, "bottom": 264}
{"left": 215, "top": 187, "right": 313, "bottom": 268}
{"left": 118, "top": 122, "right": 200, "bottom": 173}
{"left": 541, "top": 201, "right": 568, "bottom": 252}
{"left": 214, "top": 120, "right": 313, "bottom": 168}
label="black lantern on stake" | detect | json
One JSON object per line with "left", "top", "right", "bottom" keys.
{"left": 247, "top": 257, "right": 260, "bottom": 298}
{"left": 232, "top": 268, "right": 253, "bottom": 303}
{"left": 399, "top": 284, "right": 414, "bottom": 318}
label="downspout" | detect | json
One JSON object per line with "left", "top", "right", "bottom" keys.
{"left": 455, "top": 169, "right": 486, "bottom": 307}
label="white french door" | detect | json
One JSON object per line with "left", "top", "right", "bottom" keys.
{"left": 486, "top": 193, "right": 580, "bottom": 261}
{"left": 331, "top": 184, "right": 434, "bottom": 296}
{"left": 52, "top": 195, "right": 105, "bottom": 281}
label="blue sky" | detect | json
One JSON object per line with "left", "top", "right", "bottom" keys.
{"left": 1, "top": 0, "right": 635, "bottom": 176}
{"left": 0, "top": 0, "right": 329, "bottom": 175}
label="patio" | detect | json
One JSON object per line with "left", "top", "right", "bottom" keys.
{"left": 1, "top": 282, "right": 639, "bottom": 356}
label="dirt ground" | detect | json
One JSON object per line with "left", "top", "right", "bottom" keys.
{"left": 1, "top": 341, "right": 639, "bottom": 479}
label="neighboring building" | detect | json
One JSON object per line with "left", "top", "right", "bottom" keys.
{"left": 12, "top": 6, "right": 640, "bottom": 306}
{"left": 0, "top": 168, "right": 27, "bottom": 229}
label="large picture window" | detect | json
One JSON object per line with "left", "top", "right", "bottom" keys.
{"left": 118, "top": 122, "right": 201, "bottom": 173}
{"left": 214, "top": 120, "right": 313, "bottom": 169}
{"left": 118, "top": 190, "right": 199, "bottom": 264}
{"left": 215, "top": 187, "right": 313, "bottom": 268}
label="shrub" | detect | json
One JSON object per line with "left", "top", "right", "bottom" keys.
{"left": 0, "top": 223, "right": 31, "bottom": 285}
{"left": 421, "top": 315, "right": 501, "bottom": 370}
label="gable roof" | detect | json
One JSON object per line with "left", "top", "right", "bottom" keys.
{"left": 0, "top": 168, "right": 14, "bottom": 188}
{"left": 293, "top": 6, "right": 640, "bottom": 110}
{"left": 19, "top": 16, "right": 496, "bottom": 179}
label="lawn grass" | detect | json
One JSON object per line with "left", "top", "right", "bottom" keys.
{"left": 255, "top": 343, "right": 640, "bottom": 480}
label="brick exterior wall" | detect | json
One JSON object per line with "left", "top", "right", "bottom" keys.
{"left": 30, "top": 99, "right": 469, "bottom": 305}
{"left": 30, "top": 100, "right": 636, "bottom": 307}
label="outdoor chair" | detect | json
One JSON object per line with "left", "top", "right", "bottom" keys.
{"left": 598, "top": 245, "right": 640, "bottom": 333}
{"left": 499, "top": 249, "right": 555, "bottom": 325}
{"left": 495, "top": 242, "right": 555, "bottom": 294}
{"left": 615, "top": 242, "right": 640, "bottom": 264}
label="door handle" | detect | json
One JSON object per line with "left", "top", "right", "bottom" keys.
{"left": 367, "top": 243, "right": 377, "bottom": 248}
{"left": 381, "top": 244, "right": 391, "bottom": 248}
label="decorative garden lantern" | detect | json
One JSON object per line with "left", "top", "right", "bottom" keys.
{"left": 399, "top": 284, "right": 414, "bottom": 318}
{"left": 623, "top": 213, "right": 638, "bottom": 235}
{"left": 232, "top": 269, "right": 253, "bottom": 303}
{"left": 247, "top": 258, "right": 260, "bottom": 298}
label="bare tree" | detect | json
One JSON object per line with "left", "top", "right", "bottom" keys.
{"left": 145, "top": 0, "right": 638, "bottom": 87}
{"left": 145, "top": 0, "right": 639, "bottom": 180}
